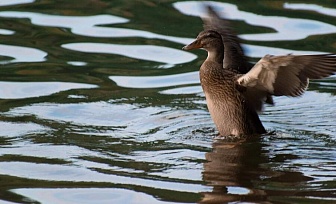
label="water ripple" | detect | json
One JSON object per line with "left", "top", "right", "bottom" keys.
{"left": 0, "top": 29, "right": 14, "bottom": 35}
{"left": 63, "top": 43, "right": 196, "bottom": 65}
{"left": 262, "top": 91, "right": 336, "bottom": 137}
{"left": 0, "top": 162, "right": 208, "bottom": 193}
{"left": 0, "top": 44, "right": 47, "bottom": 64}
{"left": 5, "top": 102, "right": 169, "bottom": 128}
{"left": 0, "top": 82, "right": 97, "bottom": 99}
{"left": 174, "top": 1, "right": 336, "bottom": 41}
{"left": 0, "top": 1, "right": 336, "bottom": 203}
{"left": 110, "top": 71, "right": 199, "bottom": 89}
{"left": 12, "top": 188, "right": 184, "bottom": 204}
{"left": 0, "top": 11, "right": 128, "bottom": 29}
{"left": 0, "top": 0, "right": 34, "bottom": 7}
{"left": 284, "top": 3, "right": 336, "bottom": 17}
{"left": 0, "top": 121, "right": 49, "bottom": 137}
{"left": 0, "top": 10, "right": 326, "bottom": 67}
{"left": 0, "top": 11, "right": 191, "bottom": 45}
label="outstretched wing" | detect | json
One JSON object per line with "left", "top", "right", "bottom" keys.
{"left": 237, "top": 54, "right": 336, "bottom": 110}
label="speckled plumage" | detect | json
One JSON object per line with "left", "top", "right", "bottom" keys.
{"left": 199, "top": 61, "right": 266, "bottom": 136}
{"left": 183, "top": 6, "right": 336, "bottom": 137}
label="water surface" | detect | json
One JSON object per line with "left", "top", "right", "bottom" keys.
{"left": 0, "top": 0, "right": 335, "bottom": 203}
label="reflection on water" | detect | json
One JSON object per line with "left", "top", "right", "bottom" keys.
{"left": 201, "top": 138, "right": 267, "bottom": 203}
{"left": 110, "top": 71, "right": 199, "bottom": 89}
{"left": 5, "top": 102, "right": 169, "bottom": 128}
{"left": 0, "top": 10, "right": 192, "bottom": 45}
{"left": 13, "top": 188, "right": 184, "bottom": 204}
{"left": 0, "top": 0, "right": 336, "bottom": 203}
{"left": 0, "top": 161, "right": 206, "bottom": 193}
{"left": 284, "top": 3, "right": 336, "bottom": 17}
{"left": 0, "top": 44, "right": 46, "bottom": 64}
{"left": 0, "top": 29, "right": 14, "bottom": 35}
{"left": 0, "top": 121, "right": 48, "bottom": 137}
{"left": 174, "top": 1, "right": 336, "bottom": 41}
{"left": 201, "top": 134, "right": 336, "bottom": 203}
{"left": 0, "top": 11, "right": 129, "bottom": 33}
{"left": 0, "top": 0, "right": 34, "bottom": 7}
{"left": 63, "top": 43, "right": 197, "bottom": 65}
{"left": 263, "top": 91, "right": 336, "bottom": 136}
{"left": 0, "top": 82, "right": 97, "bottom": 99}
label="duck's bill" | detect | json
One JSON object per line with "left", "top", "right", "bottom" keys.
{"left": 182, "top": 40, "right": 201, "bottom": 50}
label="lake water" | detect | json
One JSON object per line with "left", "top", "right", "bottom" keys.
{"left": 0, "top": 0, "right": 335, "bottom": 203}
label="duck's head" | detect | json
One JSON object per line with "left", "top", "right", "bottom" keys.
{"left": 182, "top": 30, "right": 223, "bottom": 52}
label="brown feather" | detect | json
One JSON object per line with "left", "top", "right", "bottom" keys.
{"left": 238, "top": 54, "right": 336, "bottom": 97}
{"left": 182, "top": 5, "right": 336, "bottom": 136}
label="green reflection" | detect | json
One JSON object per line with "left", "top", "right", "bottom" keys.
{"left": 0, "top": 0, "right": 335, "bottom": 203}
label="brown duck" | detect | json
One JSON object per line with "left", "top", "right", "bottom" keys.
{"left": 183, "top": 6, "right": 336, "bottom": 136}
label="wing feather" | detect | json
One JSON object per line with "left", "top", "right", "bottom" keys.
{"left": 237, "top": 54, "right": 336, "bottom": 99}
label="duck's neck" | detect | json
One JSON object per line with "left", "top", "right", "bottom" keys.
{"left": 205, "top": 46, "right": 224, "bottom": 64}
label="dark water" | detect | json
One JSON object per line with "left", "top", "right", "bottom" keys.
{"left": 0, "top": 0, "right": 335, "bottom": 203}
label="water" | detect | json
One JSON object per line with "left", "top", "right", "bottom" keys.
{"left": 0, "top": 0, "right": 335, "bottom": 203}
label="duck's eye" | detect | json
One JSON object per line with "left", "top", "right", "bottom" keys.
{"left": 205, "top": 33, "right": 214, "bottom": 38}
{"left": 204, "top": 32, "right": 219, "bottom": 39}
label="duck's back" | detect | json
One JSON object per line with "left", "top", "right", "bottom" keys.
{"left": 200, "top": 61, "right": 266, "bottom": 136}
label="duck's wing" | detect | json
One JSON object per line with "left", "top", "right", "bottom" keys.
{"left": 202, "top": 6, "right": 252, "bottom": 73}
{"left": 237, "top": 54, "right": 336, "bottom": 102}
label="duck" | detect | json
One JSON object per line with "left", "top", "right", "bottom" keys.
{"left": 182, "top": 6, "right": 336, "bottom": 137}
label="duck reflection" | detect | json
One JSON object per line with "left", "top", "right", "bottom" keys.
{"left": 200, "top": 137, "right": 267, "bottom": 203}
{"left": 200, "top": 135, "right": 318, "bottom": 203}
